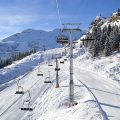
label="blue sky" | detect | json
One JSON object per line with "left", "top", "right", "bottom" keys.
{"left": 0, "top": 0, "right": 120, "bottom": 39}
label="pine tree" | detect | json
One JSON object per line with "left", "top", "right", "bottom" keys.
{"left": 113, "top": 25, "right": 120, "bottom": 51}
{"left": 91, "top": 24, "right": 101, "bottom": 57}
{"left": 109, "top": 30, "right": 115, "bottom": 52}
{"left": 115, "top": 33, "right": 120, "bottom": 52}
{"left": 107, "top": 24, "right": 112, "bottom": 36}
{"left": 99, "top": 28, "right": 107, "bottom": 52}
{"left": 104, "top": 35, "right": 112, "bottom": 56}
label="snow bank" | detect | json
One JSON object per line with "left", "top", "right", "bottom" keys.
{"left": 75, "top": 48, "right": 120, "bottom": 87}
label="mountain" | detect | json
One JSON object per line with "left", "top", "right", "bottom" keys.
{"left": 0, "top": 29, "right": 83, "bottom": 60}
{"left": 87, "top": 10, "right": 120, "bottom": 34}
{"left": 81, "top": 10, "right": 120, "bottom": 57}
{"left": 0, "top": 29, "right": 60, "bottom": 59}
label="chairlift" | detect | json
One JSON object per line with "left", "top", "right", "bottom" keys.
{"left": 37, "top": 66, "right": 43, "bottom": 76}
{"left": 44, "top": 77, "right": 52, "bottom": 83}
{"left": 21, "top": 101, "right": 33, "bottom": 111}
{"left": 44, "top": 71, "right": 52, "bottom": 83}
{"left": 60, "top": 61, "right": 64, "bottom": 64}
{"left": 64, "top": 58, "right": 67, "bottom": 61}
{"left": 37, "top": 72, "right": 43, "bottom": 76}
{"left": 37, "top": 70, "right": 43, "bottom": 76}
{"left": 55, "top": 68, "right": 60, "bottom": 71}
{"left": 48, "top": 64, "right": 53, "bottom": 66}
{"left": 56, "top": 35, "right": 69, "bottom": 44}
{"left": 15, "top": 80, "right": 24, "bottom": 94}
{"left": 15, "top": 86, "right": 24, "bottom": 94}
{"left": 21, "top": 91, "right": 33, "bottom": 111}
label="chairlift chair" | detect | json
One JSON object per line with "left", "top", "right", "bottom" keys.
{"left": 37, "top": 73, "right": 43, "bottom": 76}
{"left": 15, "top": 80, "right": 24, "bottom": 94}
{"left": 60, "top": 61, "right": 64, "bottom": 64}
{"left": 55, "top": 68, "right": 60, "bottom": 71}
{"left": 48, "top": 64, "right": 53, "bottom": 66}
{"left": 21, "top": 91, "right": 33, "bottom": 111}
{"left": 37, "top": 70, "right": 43, "bottom": 76}
{"left": 64, "top": 58, "right": 67, "bottom": 61}
{"left": 37, "top": 65, "right": 43, "bottom": 76}
{"left": 56, "top": 35, "right": 69, "bottom": 44}
{"left": 21, "top": 100, "right": 33, "bottom": 111}
{"left": 44, "top": 77, "right": 52, "bottom": 83}
{"left": 15, "top": 86, "right": 24, "bottom": 94}
{"left": 44, "top": 71, "right": 51, "bottom": 83}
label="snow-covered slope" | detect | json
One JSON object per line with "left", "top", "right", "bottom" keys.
{"left": 0, "top": 43, "right": 120, "bottom": 120}
{"left": 0, "top": 47, "right": 108, "bottom": 120}
{"left": 73, "top": 45, "right": 120, "bottom": 120}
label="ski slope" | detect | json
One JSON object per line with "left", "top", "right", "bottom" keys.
{"left": 73, "top": 66, "right": 120, "bottom": 120}
{"left": 0, "top": 47, "right": 120, "bottom": 120}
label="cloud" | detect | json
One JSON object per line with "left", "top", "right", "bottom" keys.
{"left": 0, "top": 4, "right": 57, "bottom": 39}
{"left": 0, "top": 14, "right": 36, "bottom": 39}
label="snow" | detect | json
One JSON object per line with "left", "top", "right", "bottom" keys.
{"left": 95, "top": 16, "right": 101, "bottom": 21}
{"left": 112, "top": 12, "right": 117, "bottom": 16}
{"left": 0, "top": 29, "right": 61, "bottom": 59}
{"left": 101, "top": 12, "right": 120, "bottom": 29}
{"left": 0, "top": 48, "right": 63, "bottom": 84}
{"left": 101, "top": 20, "right": 120, "bottom": 29}
{"left": 0, "top": 43, "right": 120, "bottom": 120}
{"left": 73, "top": 47, "right": 120, "bottom": 120}
{"left": 0, "top": 29, "right": 83, "bottom": 59}
{"left": 75, "top": 50, "right": 120, "bottom": 86}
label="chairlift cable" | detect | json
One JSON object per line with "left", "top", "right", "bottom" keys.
{"left": 55, "top": 0, "right": 62, "bottom": 27}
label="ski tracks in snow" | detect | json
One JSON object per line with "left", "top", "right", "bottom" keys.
{"left": 78, "top": 80, "right": 108, "bottom": 120}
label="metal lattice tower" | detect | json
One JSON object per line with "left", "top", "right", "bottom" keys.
{"left": 55, "top": 58, "right": 60, "bottom": 88}
{"left": 62, "top": 23, "right": 81, "bottom": 107}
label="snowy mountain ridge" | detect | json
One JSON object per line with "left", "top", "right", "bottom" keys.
{"left": 80, "top": 10, "right": 120, "bottom": 58}
{"left": 0, "top": 29, "right": 61, "bottom": 59}
{"left": 102, "top": 11, "right": 120, "bottom": 28}
{"left": 0, "top": 28, "right": 83, "bottom": 60}
{"left": 87, "top": 10, "right": 120, "bottom": 34}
